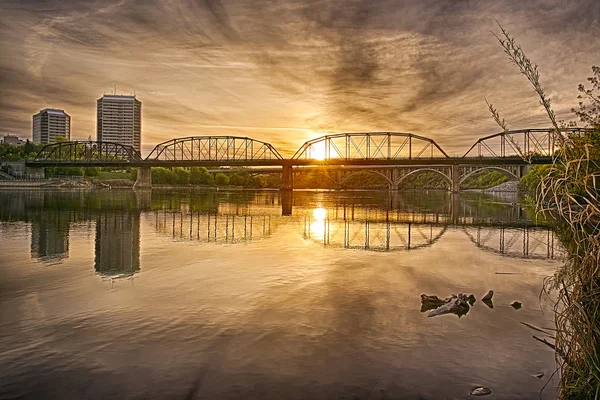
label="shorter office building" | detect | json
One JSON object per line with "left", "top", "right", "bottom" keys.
{"left": 32, "top": 108, "right": 71, "bottom": 145}
{"left": 2, "top": 135, "right": 25, "bottom": 146}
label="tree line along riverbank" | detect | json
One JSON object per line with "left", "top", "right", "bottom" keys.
{"left": 0, "top": 164, "right": 519, "bottom": 191}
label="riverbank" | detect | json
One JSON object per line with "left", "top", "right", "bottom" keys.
{"left": 464, "top": 180, "right": 519, "bottom": 193}
{"left": 0, "top": 179, "right": 92, "bottom": 188}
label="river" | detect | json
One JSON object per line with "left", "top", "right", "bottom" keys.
{"left": 0, "top": 189, "right": 562, "bottom": 399}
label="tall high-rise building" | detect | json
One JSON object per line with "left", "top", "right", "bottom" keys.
{"left": 97, "top": 94, "right": 141, "bottom": 152}
{"left": 32, "top": 108, "right": 71, "bottom": 145}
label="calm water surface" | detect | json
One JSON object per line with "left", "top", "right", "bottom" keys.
{"left": 0, "top": 189, "right": 563, "bottom": 399}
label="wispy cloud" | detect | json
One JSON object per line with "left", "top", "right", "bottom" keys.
{"left": 0, "top": 0, "right": 598, "bottom": 155}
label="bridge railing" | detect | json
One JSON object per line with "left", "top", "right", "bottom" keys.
{"left": 145, "top": 136, "right": 283, "bottom": 161}
{"left": 292, "top": 132, "right": 449, "bottom": 160}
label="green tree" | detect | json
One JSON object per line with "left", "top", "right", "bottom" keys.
{"left": 23, "top": 140, "right": 35, "bottom": 156}
{"left": 572, "top": 66, "right": 600, "bottom": 130}
{"left": 189, "top": 167, "right": 205, "bottom": 185}
{"left": 215, "top": 173, "right": 229, "bottom": 186}
{"left": 84, "top": 167, "right": 99, "bottom": 176}
{"left": 52, "top": 167, "right": 83, "bottom": 176}
{"left": 254, "top": 175, "right": 267, "bottom": 188}
{"left": 201, "top": 172, "right": 214, "bottom": 185}
{"left": 228, "top": 172, "right": 245, "bottom": 186}
{"left": 151, "top": 167, "right": 176, "bottom": 184}
{"left": 189, "top": 167, "right": 215, "bottom": 185}
{"left": 173, "top": 168, "right": 189, "bottom": 184}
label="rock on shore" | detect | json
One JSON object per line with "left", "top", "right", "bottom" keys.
{"left": 483, "top": 180, "right": 519, "bottom": 192}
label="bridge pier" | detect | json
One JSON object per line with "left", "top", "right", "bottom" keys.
{"left": 281, "top": 189, "right": 293, "bottom": 216}
{"left": 25, "top": 166, "right": 45, "bottom": 179}
{"left": 134, "top": 189, "right": 152, "bottom": 210}
{"left": 134, "top": 167, "right": 152, "bottom": 189}
{"left": 389, "top": 169, "right": 400, "bottom": 191}
{"left": 450, "top": 192, "right": 460, "bottom": 225}
{"left": 451, "top": 165, "right": 460, "bottom": 193}
{"left": 519, "top": 164, "right": 531, "bottom": 178}
{"left": 335, "top": 170, "right": 343, "bottom": 190}
{"left": 281, "top": 164, "right": 294, "bottom": 191}
{"left": 281, "top": 164, "right": 294, "bottom": 215}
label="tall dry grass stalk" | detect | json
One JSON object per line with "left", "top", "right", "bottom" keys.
{"left": 491, "top": 23, "right": 600, "bottom": 399}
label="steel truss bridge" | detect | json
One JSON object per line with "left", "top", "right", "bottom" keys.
{"left": 25, "top": 128, "right": 585, "bottom": 192}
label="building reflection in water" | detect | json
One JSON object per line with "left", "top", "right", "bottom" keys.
{"left": 94, "top": 212, "right": 141, "bottom": 278}
{"left": 30, "top": 212, "right": 70, "bottom": 263}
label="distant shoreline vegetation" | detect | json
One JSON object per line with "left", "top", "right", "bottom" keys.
{"left": 42, "top": 166, "right": 513, "bottom": 191}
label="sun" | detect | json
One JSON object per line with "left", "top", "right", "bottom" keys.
{"left": 310, "top": 142, "right": 327, "bottom": 160}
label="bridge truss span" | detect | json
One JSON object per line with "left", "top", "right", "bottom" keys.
{"left": 462, "top": 128, "right": 588, "bottom": 158}
{"left": 146, "top": 136, "right": 283, "bottom": 162}
{"left": 34, "top": 141, "right": 142, "bottom": 162}
{"left": 293, "top": 132, "right": 449, "bottom": 161}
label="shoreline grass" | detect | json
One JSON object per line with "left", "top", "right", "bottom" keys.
{"left": 489, "top": 23, "right": 599, "bottom": 399}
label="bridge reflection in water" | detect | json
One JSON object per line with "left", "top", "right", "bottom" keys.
{"left": 0, "top": 190, "right": 564, "bottom": 282}
{"left": 463, "top": 226, "right": 563, "bottom": 259}
{"left": 298, "top": 204, "right": 563, "bottom": 258}
{"left": 302, "top": 207, "right": 447, "bottom": 251}
{"left": 152, "top": 210, "right": 273, "bottom": 243}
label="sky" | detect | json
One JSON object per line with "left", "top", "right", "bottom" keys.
{"left": 0, "top": 0, "right": 599, "bottom": 156}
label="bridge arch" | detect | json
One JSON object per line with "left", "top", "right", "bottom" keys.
{"left": 146, "top": 136, "right": 282, "bottom": 161}
{"left": 294, "top": 169, "right": 340, "bottom": 187}
{"left": 293, "top": 132, "right": 449, "bottom": 160}
{"left": 338, "top": 170, "right": 393, "bottom": 188}
{"left": 459, "top": 166, "right": 520, "bottom": 185}
{"left": 395, "top": 168, "right": 452, "bottom": 188}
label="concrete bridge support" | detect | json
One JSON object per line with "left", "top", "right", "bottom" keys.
{"left": 281, "top": 165, "right": 294, "bottom": 191}
{"left": 450, "top": 192, "right": 460, "bottom": 225}
{"left": 25, "top": 166, "right": 45, "bottom": 179}
{"left": 451, "top": 165, "right": 461, "bottom": 193}
{"left": 335, "top": 170, "right": 343, "bottom": 190}
{"left": 281, "top": 164, "right": 294, "bottom": 216}
{"left": 134, "top": 189, "right": 152, "bottom": 210}
{"left": 134, "top": 167, "right": 152, "bottom": 189}
{"left": 281, "top": 189, "right": 293, "bottom": 216}
{"left": 389, "top": 168, "right": 400, "bottom": 192}
{"left": 519, "top": 164, "right": 531, "bottom": 178}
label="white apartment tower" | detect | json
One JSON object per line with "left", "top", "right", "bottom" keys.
{"left": 32, "top": 108, "right": 71, "bottom": 144}
{"left": 97, "top": 94, "right": 141, "bottom": 152}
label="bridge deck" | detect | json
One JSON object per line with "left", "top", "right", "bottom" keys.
{"left": 25, "top": 156, "right": 549, "bottom": 168}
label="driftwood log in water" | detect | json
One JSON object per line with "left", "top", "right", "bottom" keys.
{"left": 421, "top": 293, "right": 473, "bottom": 317}
{"left": 482, "top": 290, "right": 494, "bottom": 301}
